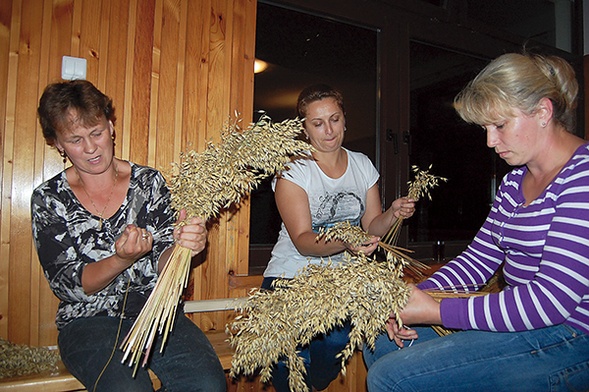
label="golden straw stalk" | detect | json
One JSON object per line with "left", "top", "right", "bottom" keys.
{"left": 120, "top": 115, "right": 310, "bottom": 373}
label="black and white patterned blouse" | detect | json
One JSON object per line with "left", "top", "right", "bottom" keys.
{"left": 31, "top": 162, "right": 176, "bottom": 330}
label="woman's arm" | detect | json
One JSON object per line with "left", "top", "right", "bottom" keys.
{"left": 362, "top": 184, "right": 415, "bottom": 237}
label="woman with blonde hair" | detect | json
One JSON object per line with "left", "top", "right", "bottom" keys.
{"left": 364, "top": 52, "right": 589, "bottom": 391}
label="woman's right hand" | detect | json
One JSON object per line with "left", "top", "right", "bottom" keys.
{"left": 82, "top": 224, "right": 153, "bottom": 294}
{"left": 114, "top": 224, "right": 153, "bottom": 267}
{"left": 346, "top": 235, "right": 379, "bottom": 255}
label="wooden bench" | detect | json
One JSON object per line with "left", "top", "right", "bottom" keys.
{"left": 7, "top": 263, "right": 431, "bottom": 391}
{"left": 0, "top": 271, "right": 260, "bottom": 392}
{"left": 0, "top": 261, "right": 447, "bottom": 391}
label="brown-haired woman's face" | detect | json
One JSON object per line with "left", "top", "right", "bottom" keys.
{"left": 303, "top": 97, "right": 346, "bottom": 153}
{"left": 54, "top": 113, "right": 115, "bottom": 175}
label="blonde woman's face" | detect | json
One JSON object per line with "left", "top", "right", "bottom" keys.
{"left": 303, "top": 97, "right": 346, "bottom": 153}
{"left": 482, "top": 109, "right": 540, "bottom": 166}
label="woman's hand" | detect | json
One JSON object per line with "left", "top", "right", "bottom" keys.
{"left": 114, "top": 224, "right": 153, "bottom": 267}
{"left": 390, "top": 196, "right": 416, "bottom": 219}
{"left": 386, "top": 318, "right": 419, "bottom": 348}
{"left": 346, "top": 235, "right": 379, "bottom": 255}
{"left": 84, "top": 224, "right": 153, "bottom": 294}
{"left": 173, "top": 209, "right": 207, "bottom": 258}
{"left": 385, "top": 284, "right": 442, "bottom": 347}
{"left": 397, "top": 284, "right": 442, "bottom": 325}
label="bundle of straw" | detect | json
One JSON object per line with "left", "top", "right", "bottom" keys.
{"left": 120, "top": 115, "right": 310, "bottom": 373}
{"left": 317, "top": 165, "right": 446, "bottom": 280}
{"left": 381, "top": 165, "right": 447, "bottom": 246}
{"left": 227, "top": 252, "right": 410, "bottom": 392}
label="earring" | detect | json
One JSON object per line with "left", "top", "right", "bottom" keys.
{"left": 59, "top": 149, "right": 67, "bottom": 164}
{"left": 541, "top": 122, "right": 547, "bottom": 127}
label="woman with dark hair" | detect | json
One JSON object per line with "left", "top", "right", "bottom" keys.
{"left": 32, "top": 79, "right": 226, "bottom": 392}
{"left": 262, "top": 83, "right": 415, "bottom": 391}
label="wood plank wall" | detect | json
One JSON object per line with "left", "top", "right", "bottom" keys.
{"left": 0, "top": 0, "right": 256, "bottom": 347}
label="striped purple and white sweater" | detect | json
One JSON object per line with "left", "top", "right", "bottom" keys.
{"left": 418, "top": 142, "right": 589, "bottom": 335}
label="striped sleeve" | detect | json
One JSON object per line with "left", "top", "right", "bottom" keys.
{"left": 422, "top": 145, "right": 589, "bottom": 334}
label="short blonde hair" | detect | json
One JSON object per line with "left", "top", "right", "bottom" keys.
{"left": 454, "top": 53, "right": 578, "bottom": 131}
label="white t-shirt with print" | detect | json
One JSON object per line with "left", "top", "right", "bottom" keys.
{"left": 263, "top": 148, "right": 380, "bottom": 279}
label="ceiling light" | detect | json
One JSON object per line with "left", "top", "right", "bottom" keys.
{"left": 254, "top": 59, "right": 268, "bottom": 74}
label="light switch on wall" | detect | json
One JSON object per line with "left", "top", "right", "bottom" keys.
{"left": 61, "top": 56, "right": 87, "bottom": 80}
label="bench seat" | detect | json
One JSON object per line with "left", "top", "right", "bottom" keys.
{"left": 0, "top": 331, "right": 231, "bottom": 392}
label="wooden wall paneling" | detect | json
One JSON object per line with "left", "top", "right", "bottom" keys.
{"left": 96, "top": 0, "right": 111, "bottom": 91}
{"left": 78, "top": 2, "right": 101, "bottom": 82}
{"left": 0, "top": 0, "right": 16, "bottom": 341}
{"left": 9, "top": 0, "right": 44, "bottom": 346}
{"left": 182, "top": 0, "right": 210, "bottom": 152}
{"left": 147, "top": 0, "right": 163, "bottom": 169}
{"left": 103, "top": 0, "right": 131, "bottom": 161}
{"left": 228, "top": 0, "right": 255, "bottom": 295}
{"left": 129, "top": 0, "right": 155, "bottom": 165}
{"left": 193, "top": 0, "right": 232, "bottom": 333}
{"left": 213, "top": 0, "right": 237, "bottom": 333}
{"left": 120, "top": 0, "right": 137, "bottom": 161}
{"left": 173, "top": 0, "right": 189, "bottom": 161}
{"left": 182, "top": 0, "right": 212, "bottom": 330}
{"left": 153, "top": 0, "right": 180, "bottom": 171}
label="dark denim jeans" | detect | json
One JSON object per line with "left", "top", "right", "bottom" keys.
{"left": 261, "top": 276, "right": 352, "bottom": 392}
{"left": 364, "top": 324, "right": 589, "bottom": 392}
{"left": 58, "top": 313, "right": 226, "bottom": 392}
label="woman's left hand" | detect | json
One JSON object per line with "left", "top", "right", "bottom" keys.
{"left": 391, "top": 197, "right": 416, "bottom": 219}
{"left": 174, "top": 209, "right": 207, "bottom": 258}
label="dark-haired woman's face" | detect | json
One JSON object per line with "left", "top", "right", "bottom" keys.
{"left": 54, "top": 113, "right": 115, "bottom": 175}
{"left": 303, "top": 97, "right": 346, "bottom": 153}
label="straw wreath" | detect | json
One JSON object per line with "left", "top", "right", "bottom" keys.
{"left": 227, "top": 252, "right": 411, "bottom": 392}
{"left": 120, "top": 114, "right": 310, "bottom": 373}
{"left": 227, "top": 165, "right": 446, "bottom": 392}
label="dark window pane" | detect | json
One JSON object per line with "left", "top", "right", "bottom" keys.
{"left": 408, "top": 41, "right": 511, "bottom": 259}
{"left": 466, "top": 0, "right": 573, "bottom": 52}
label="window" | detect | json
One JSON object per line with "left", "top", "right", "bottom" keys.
{"left": 247, "top": 0, "right": 582, "bottom": 271}
{"left": 407, "top": 41, "right": 511, "bottom": 259}
{"left": 250, "top": 1, "right": 378, "bottom": 274}
{"left": 466, "top": 0, "right": 575, "bottom": 53}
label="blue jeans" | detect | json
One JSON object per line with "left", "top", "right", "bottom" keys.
{"left": 363, "top": 324, "right": 589, "bottom": 392}
{"left": 261, "top": 277, "right": 351, "bottom": 391}
{"left": 58, "top": 313, "right": 226, "bottom": 392}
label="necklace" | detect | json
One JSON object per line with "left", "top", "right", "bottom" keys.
{"left": 75, "top": 163, "right": 119, "bottom": 230}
